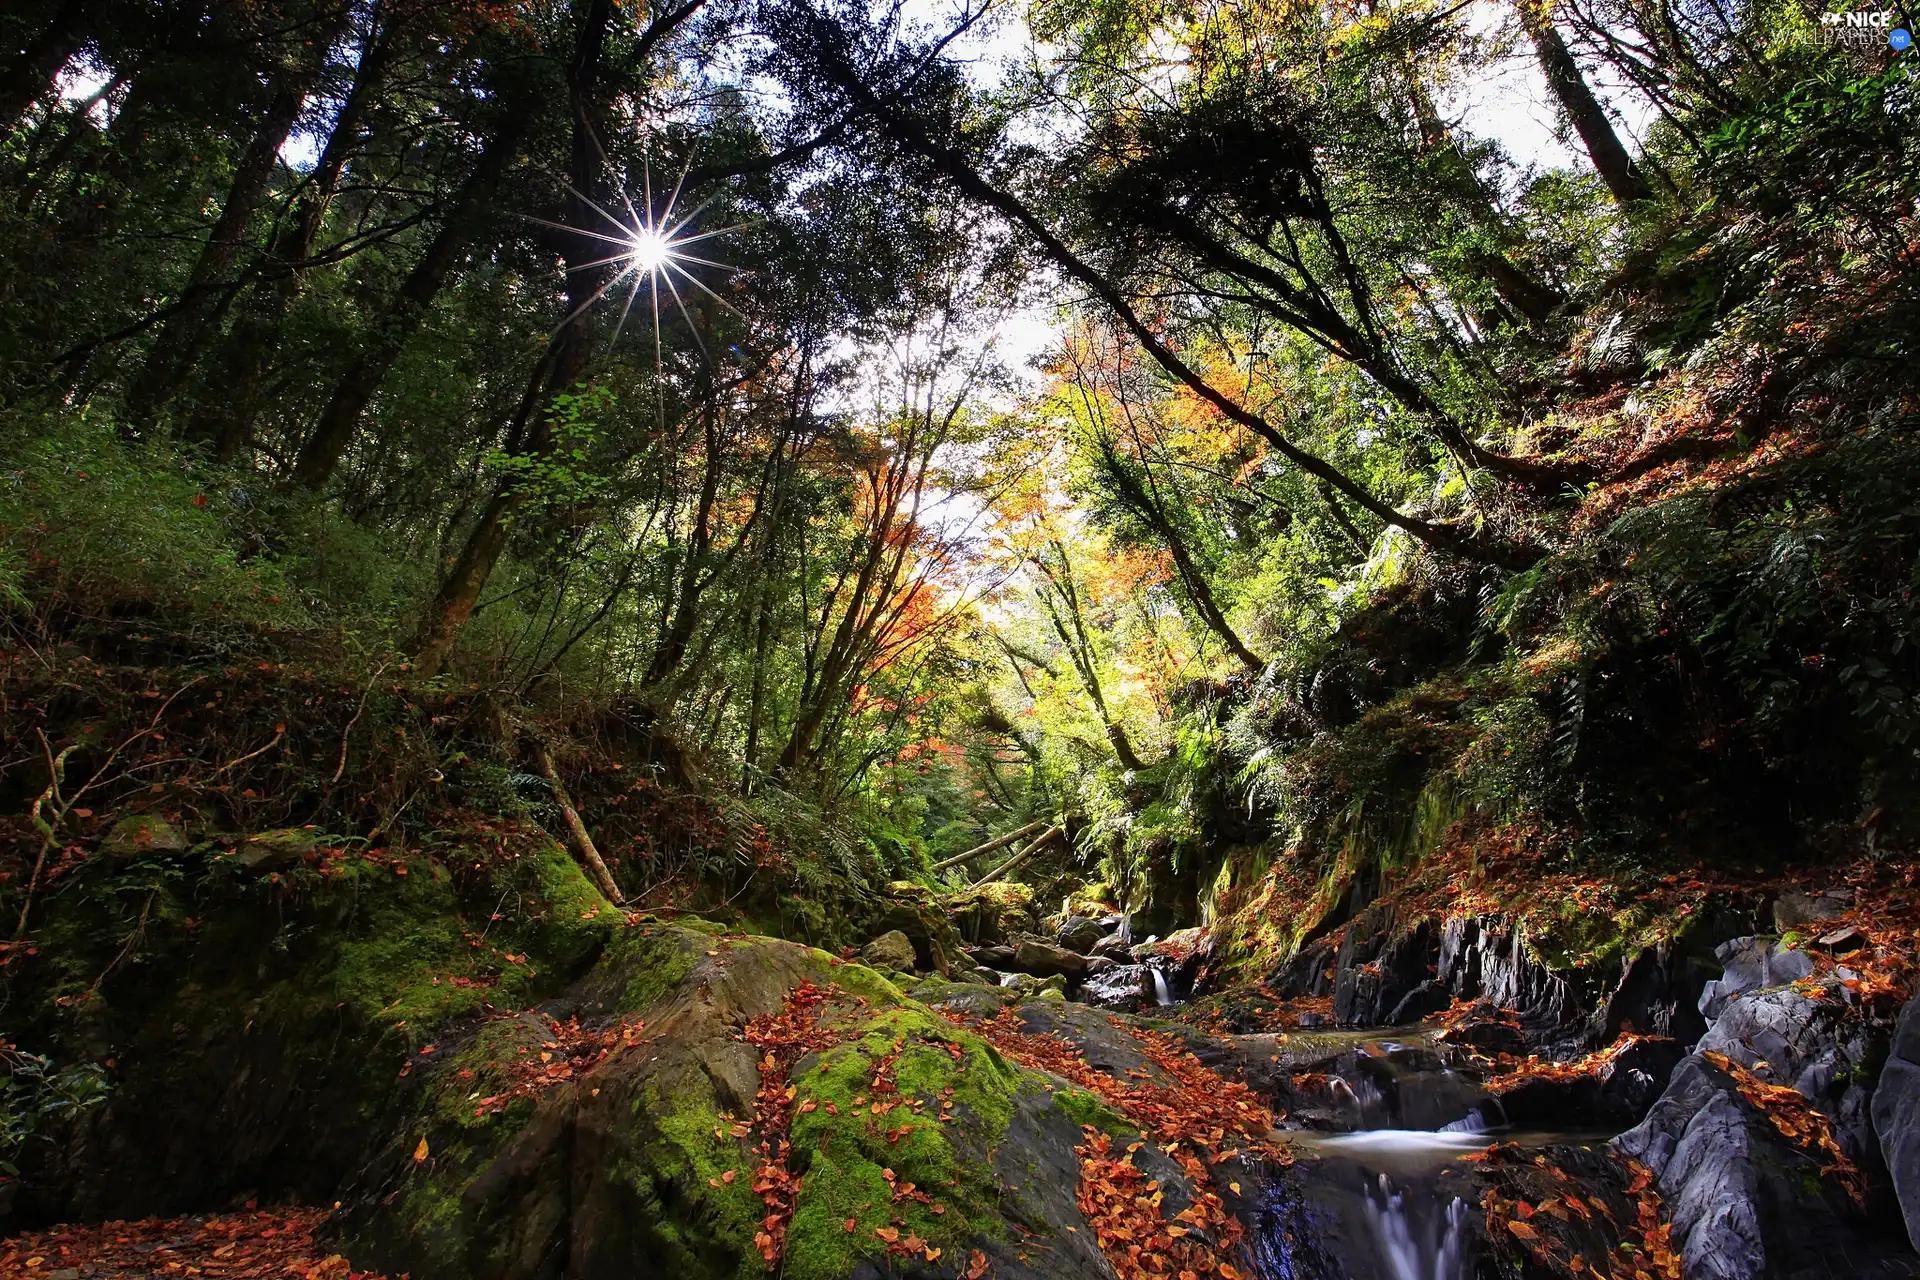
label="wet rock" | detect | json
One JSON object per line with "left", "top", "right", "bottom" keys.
{"left": 1600, "top": 939, "right": 1715, "bottom": 1048}
{"left": 1323, "top": 1043, "right": 1495, "bottom": 1132}
{"left": 1597, "top": 1037, "right": 1688, "bottom": 1126}
{"left": 1080, "top": 964, "right": 1151, "bottom": 1012}
{"left": 1056, "top": 915, "right": 1106, "bottom": 954}
{"left": 1000, "top": 971, "right": 1067, "bottom": 996}
{"left": 1698, "top": 937, "right": 1814, "bottom": 1023}
{"left": 1436, "top": 916, "right": 1584, "bottom": 1048}
{"left": 1439, "top": 1013, "right": 1527, "bottom": 1059}
{"left": 1083, "top": 955, "right": 1117, "bottom": 977}
{"left": 1774, "top": 889, "right": 1853, "bottom": 933}
{"left": 100, "top": 815, "right": 188, "bottom": 859}
{"left": 945, "top": 881, "right": 1038, "bottom": 945}
{"left": 1875, "top": 992, "right": 1920, "bottom": 1251}
{"left": 1251, "top": 1152, "right": 1485, "bottom": 1280}
{"left": 1385, "top": 978, "right": 1452, "bottom": 1026}
{"left": 968, "top": 943, "right": 1016, "bottom": 969}
{"left": 1495, "top": 1037, "right": 1685, "bottom": 1132}
{"left": 1090, "top": 932, "right": 1134, "bottom": 962}
{"left": 1011, "top": 936, "right": 1091, "bottom": 980}
{"left": 1333, "top": 907, "right": 1437, "bottom": 1027}
{"left": 1267, "top": 938, "right": 1337, "bottom": 999}
{"left": 859, "top": 929, "right": 918, "bottom": 973}
{"left": 1614, "top": 1053, "right": 1916, "bottom": 1279}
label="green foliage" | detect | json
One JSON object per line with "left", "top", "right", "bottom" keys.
{"left": 482, "top": 384, "right": 616, "bottom": 520}
{"left": 0, "top": 411, "right": 305, "bottom": 628}
{"left": 0, "top": 1045, "right": 109, "bottom": 1176}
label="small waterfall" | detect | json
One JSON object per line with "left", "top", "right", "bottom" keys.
{"left": 1363, "top": 1174, "right": 1467, "bottom": 1280}
{"left": 1117, "top": 914, "right": 1132, "bottom": 945}
{"left": 1151, "top": 968, "right": 1173, "bottom": 1005}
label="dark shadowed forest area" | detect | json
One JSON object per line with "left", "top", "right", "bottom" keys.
{"left": 3, "top": 0, "right": 1920, "bottom": 1276}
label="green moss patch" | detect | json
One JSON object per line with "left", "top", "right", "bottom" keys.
{"left": 782, "top": 1006, "right": 1020, "bottom": 1280}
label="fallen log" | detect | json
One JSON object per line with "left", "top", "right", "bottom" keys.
{"left": 532, "top": 739, "right": 625, "bottom": 906}
{"left": 930, "top": 819, "right": 1047, "bottom": 873}
{"left": 967, "top": 825, "right": 1062, "bottom": 890}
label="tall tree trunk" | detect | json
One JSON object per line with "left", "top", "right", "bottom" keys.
{"left": 288, "top": 109, "right": 529, "bottom": 489}
{"left": 2, "top": 0, "right": 92, "bottom": 126}
{"left": 187, "top": 7, "right": 400, "bottom": 457}
{"left": 121, "top": 11, "right": 350, "bottom": 431}
{"left": 1407, "top": 83, "right": 1566, "bottom": 328}
{"left": 408, "top": 0, "right": 711, "bottom": 674}
{"left": 1520, "top": 0, "right": 1652, "bottom": 205}
{"left": 1032, "top": 546, "right": 1148, "bottom": 771}
{"left": 410, "top": 0, "right": 619, "bottom": 675}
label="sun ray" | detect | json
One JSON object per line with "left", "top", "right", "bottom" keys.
{"left": 661, "top": 257, "right": 748, "bottom": 321}
{"left": 657, "top": 260, "right": 711, "bottom": 364}
{"left": 537, "top": 137, "right": 751, "bottom": 371}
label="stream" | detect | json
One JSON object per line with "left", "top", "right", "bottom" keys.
{"left": 1239, "top": 1027, "right": 1614, "bottom": 1279}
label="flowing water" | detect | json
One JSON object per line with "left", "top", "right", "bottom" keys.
{"left": 1363, "top": 1178, "right": 1468, "bottom": 1280}
{"left": 1150, "top": 968, "right": 1173, "bottom": 1005}
{"left": 1254, "top": 1032, "right": 1617, "bottom": 1280}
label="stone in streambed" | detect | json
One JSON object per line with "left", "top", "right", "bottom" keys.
{"left": 859, "top": 929, "right": 918, "bottom": 973}
{"left": 1080, "top": 963, "right": 1151, "bottom": 1012}
{"left": 1874, "top": 992, "right": 1920, "bottom": 1251}
{"left": 1010, "top": 936, "right": 1090, "bottom": 980}
{"left": 1055, "top": 915, "right": 1106, "bottom": 954}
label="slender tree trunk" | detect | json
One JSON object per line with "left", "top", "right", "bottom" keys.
{"left": 410, "top": 0, "right": 619, "bottom": 675}
{"left": 2, "top": 0, "right": 92, "bottom": 127}
{"left": 1086, "top": 431, "right": 1262, "bottom": 673}
{"left": 1520, "top": 0, "right": 1652, "bottom": 205}
{"left": 122, "top": 10, "right": 351, "bottom": 430}
{"left": 288, "top": 110, "right": 528, "bottom": 489}
{"left": 532, "top": 739, "right": 624, "bottom": 904}
{"left": 188, "top": 8, "right": 400, "bottom": 456}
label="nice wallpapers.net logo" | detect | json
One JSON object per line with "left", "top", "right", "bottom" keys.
{"left": 1818, "top": 9, "right": 1913, "bottom": 51}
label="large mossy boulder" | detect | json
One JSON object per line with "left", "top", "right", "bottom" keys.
{"left": 98, "top": 814, "right": 188, "bottom": 859}
{"left": 9, "top": 819, "right": 1271, "bottom": 1280}
{"left": 5, "top": 834, "right": 619, "bottom": 1226}
{"left": 343, "top": 927, "right": 1247, "bottom": 1280}
{"left": 944, "top": 882, "right": 1038, "bottom": 946}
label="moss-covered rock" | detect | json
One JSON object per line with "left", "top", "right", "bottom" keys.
{"left": 343, "top": 930, "right": 1257, "bottom": 1280}
{"left": 3, "top": 830, "right": 618, "bottom": 1226}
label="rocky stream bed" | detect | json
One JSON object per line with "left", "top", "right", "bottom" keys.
{"left": 3, "top": 849, "right": 1920, "bottom": 1280}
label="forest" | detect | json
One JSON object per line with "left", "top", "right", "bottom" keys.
{"left": 1, "top": 0, "right": 1918, "bottom": 1277}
